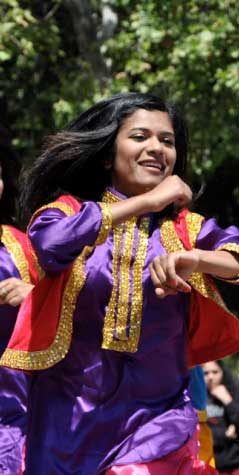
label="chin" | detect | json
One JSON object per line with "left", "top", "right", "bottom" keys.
{"left": 132, "top": 182, "right": 159, "bottom": 196}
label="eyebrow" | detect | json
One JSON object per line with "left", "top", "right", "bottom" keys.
{"left": 129, "top": 127, "right": 175, "bottom": 137}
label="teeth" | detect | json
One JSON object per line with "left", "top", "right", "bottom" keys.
{"left": 141, "top": 162, "right": 162, "bottom": 169}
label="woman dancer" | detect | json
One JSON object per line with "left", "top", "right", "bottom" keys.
{"left": 1, "top": 93, "right": 239, "bottom": 474}
{"left": 0, "top": 142, "right": 34, "bottom": 474}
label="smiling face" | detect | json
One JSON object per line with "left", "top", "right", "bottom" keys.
{"left": 111, "top": 108, "right": 177, "bottom": 197}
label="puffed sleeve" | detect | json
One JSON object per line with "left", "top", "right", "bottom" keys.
{"left": 28, "top": 200, "right": 112, "bottom": 274}
{"left": 196, "top": 218, "right": 239, "bottom": 253}
{"left": 195, "top": 218, "right": 239, "bottom": 282}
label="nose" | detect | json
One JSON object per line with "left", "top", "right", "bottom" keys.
{"left": 207, "top": 372, "right": 214, "bottom": 382}
{"left": 146, "top": 136, "right": 164, "bottom": 158}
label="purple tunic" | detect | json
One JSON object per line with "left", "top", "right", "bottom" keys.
{"left": 25, "top": 188, "right": 239, "bottom": 475}
{"left": 0, "top": 244, "right": 28, "bottom": 475}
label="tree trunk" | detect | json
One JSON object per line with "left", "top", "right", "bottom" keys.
{"left": 63, "top": 0, "right": 109, "bottom": 85}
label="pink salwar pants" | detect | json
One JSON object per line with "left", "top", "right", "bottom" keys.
{"left": 104, "top": 431, "right": 218, "bottom": 475}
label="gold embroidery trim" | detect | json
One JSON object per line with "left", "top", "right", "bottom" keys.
{"left": 216, "top": 243, "right": 239, "bottom": 284}
{"left": 102, "top": 217, "right": 150, "bottom": 352}
{"left": 102, "top": 224, "right": 124, "bottom": 349}
{"left": 185, "top": 212, "right": 204, "bottom": 248}
{"left": 126, "top": 217, "right": 149, "bottom": 352}
{"left": 0, "top": 243, "right": 94, "bottom": 370}
{"left": 102, "top": 189, "right": 121, "bottom": 204}
{"left": 96, "top": 203, "right": 112, "bottom": 245}
{"left": 0, "top": 199, "right": 113, "bottom": 369}
{"left": 28, "top": 202, "right": 77, "bottom": 230}
{"left": 27, "top": 202, "right": 78, "bottom": 281}
{"left": 1, "top": 226, "right": 31, "bottom": 283}
{"left": 116, "top": 218, "right": 137, "bottom": 340}
{"left": 160, "top": 212, "right": 229, "bottom": 309}
{"left": 160, "top": 219, "right": 184, "bottom": 253}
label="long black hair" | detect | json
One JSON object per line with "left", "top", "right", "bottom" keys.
{"left": 21, "top": 92, "right": 189, "bottom": 222}
{"left": 215, "top": 360, "right": 239, "bottom": 401}
{"left": 0, "top": 143, "right": 21, "bottom": 226}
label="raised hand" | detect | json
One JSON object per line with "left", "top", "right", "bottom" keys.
{"left": 144, "top": 175, "right": 193, "bottom": 213}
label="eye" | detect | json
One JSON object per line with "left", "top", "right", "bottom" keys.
{"left": 162, "top": 137, "right": 175, "bottom": 146}
{"left": 130, "top": 134, "right": 146, "bottom": 141}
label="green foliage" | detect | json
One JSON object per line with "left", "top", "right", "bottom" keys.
{"left": 101, "top": 0, "right": 239, "bottom": 180}
{"left": 0, "top": 0, "right": 100, "bottom": 161}
{"left": 1, "top": 0, "right": 238, "bottom": 186}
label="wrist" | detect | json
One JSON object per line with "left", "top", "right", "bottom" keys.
{"left": 142, "top": 190, "right": 168, "bottom": 214}
{"left": 191, "top": 248, "right": 209, "bottom": 273}
{"left": 223, "top": 395, "right": 233, "bottom": 405}
{"left": 124, "top": 192, "right": 159, "bottom": 215}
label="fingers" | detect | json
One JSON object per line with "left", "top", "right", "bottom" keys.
{"left": 0, "top": 278, "right": 17, "bottom": 302}
{"left": 3, "top": 289, "right": 23, "bottom": 307}
{"left": 0, "top": 286, "right": 9, "bottom": 299}
{"left": 0, "top": 278, "right": 33, "bottom": 306}
{"left": 149, "top": 254, "right": 192, "bottom": 299}
{"left": 149, "top": 262, "right": 177, "bottom": 298}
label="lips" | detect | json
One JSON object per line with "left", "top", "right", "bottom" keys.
{"left": 138, "top": 160, "right": 165, "bottom": 171}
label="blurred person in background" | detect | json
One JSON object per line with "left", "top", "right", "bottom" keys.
{"left": 204, "top": 360, "right": 239, "bottom": 475}
{"left": 190, "top": 366, "right": 216, "bottom": 468}
{"left": 0, "top": 133, "right": 35, "bottom": 474}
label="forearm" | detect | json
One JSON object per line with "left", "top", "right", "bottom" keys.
{"left": 195, "top": 249, "right": 239, "bottom": 279}
{"left": 110, "top": 194, "right": 150, "bottom": 225}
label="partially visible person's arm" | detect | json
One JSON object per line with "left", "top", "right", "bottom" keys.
{"left": 0, "top": 277, "right": 34, "bottom": 306}
{"left": 110, "top": 175, "right": 192, "bottom": 224}
{"left": 149, "top": 249, "right": 239, "bottom": 298}
{"left": 210, "top": 384, "right": 239, "bottom": 434}
{"left": 29, "top": 176, "right": 192, "bottom": 274}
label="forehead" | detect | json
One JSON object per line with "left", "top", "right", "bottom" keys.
{"left": 204, "top": 362, "right": 220, "bottom": 372}
{"left": 119, "top": 108, "right": 174, "bottom": 133}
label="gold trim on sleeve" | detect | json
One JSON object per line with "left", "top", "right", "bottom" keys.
{"left": 95, "top": 203, "right": 112, "bottom": 245}
{"left": 27, "top": 201, "right": 79, "bottom": 281}
{"left": 28, "top": 202, "right": 77, "bottom": 230}
{"left": 214, "top": 243, "right": 239, "bottom": 283}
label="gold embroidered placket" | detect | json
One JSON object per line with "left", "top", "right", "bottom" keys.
{"left": 116, "top": 217, "right": 137, "bottom": 340}
{"left": 102, "top": 224, "right": 124, "bottom": 348}
{"left": 102, "top": 216, "right": 150, "bottom": 352}
{"left": 101, "top": 190, "right": 151, "bottom": 352}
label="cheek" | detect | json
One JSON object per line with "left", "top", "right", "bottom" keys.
{"left": 113, "top": 149, "right": 135, "bottom": 176}
{"left": 170, "top": 152, "right": 177, "bottom": 168}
